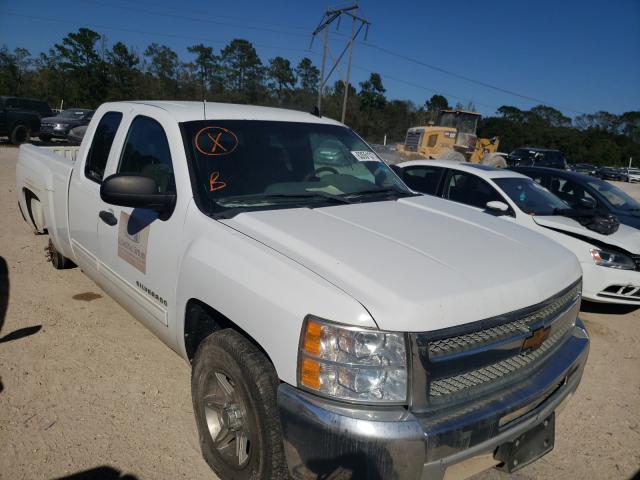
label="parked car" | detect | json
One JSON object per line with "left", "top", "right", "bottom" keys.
{"left": 39, "top": 108, "right": 94, "bottom": 141}
{"left": 571, "top": 163, "right": 598, "bottom": 176}
{"left": 394, "top": 160, "right": 640, "bottom": 305}
{"left": 0, "top": 96, "right": 53, "bottom": 144}
{"left": 623, "top": 168, "right": 640, "bottom": 183}
{"left": 597, "top": 167, "right": 627, "bottom": 182}
{"left": 507, "top": 147, "right": 568, "bottom": 169}
{"left": 16, "top": 101, "right": 589, "bottom": 480}
{"left": 511, "top": 166, "right": 640, "bottom": 230}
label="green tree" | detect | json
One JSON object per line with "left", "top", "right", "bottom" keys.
{"left": 295, "top": 57, "right": 320, "bottom": 92}
{"left": 267, "top": 56, "right": 295, "bottom": 103}
{"left": 358, "top": 73, "right": 386, "bottom": 111}
{"left": 529, "top": 105, "right": 571, "bottom": 128}
{"left": 54, "top": 28, "right": 107, "bottom": 106}
{"left": 107, "top": 42, "right": 139, "bottom": 101}
{"left": 220, "top": 39, "right": 263, "bottom": 102}
{"left": 187, "top": 43, "right": 220, "bottom": 99}
{"left": 144, "top": 43, "right": 179, "bottom": 98}
{"left": 424, "top": 94, "right": 449, "bottom": 123}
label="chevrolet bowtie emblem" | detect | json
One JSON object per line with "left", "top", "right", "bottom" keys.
{"left": 522, "top": 326, "right": 551, "bottom": 351}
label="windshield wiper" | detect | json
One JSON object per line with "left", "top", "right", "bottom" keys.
{"left": 260, "top": 192, "right": 354, "bottom": 204}
{"left": 344, "top": 187, "right": 416, "bottom": 199}
{"left": 213, "top": 192, "right": 353, "bottom": 208}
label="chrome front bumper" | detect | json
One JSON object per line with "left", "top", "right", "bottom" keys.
{"left": 277, "top": 320, "right": 589, "bottom": 480}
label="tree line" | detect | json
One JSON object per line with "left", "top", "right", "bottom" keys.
{"left": 1, "top": 28, "right": 638, "bottom": 166}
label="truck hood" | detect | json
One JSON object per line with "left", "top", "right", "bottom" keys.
{"left": 532, "top": 215, "right": 640, "bottom": 253}
{"left": 221, "top": 195, "right": 580, "bottom": 332}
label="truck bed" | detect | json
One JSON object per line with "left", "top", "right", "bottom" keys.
{"left": 16, "top": 144, "right": 78, "bottom": 260}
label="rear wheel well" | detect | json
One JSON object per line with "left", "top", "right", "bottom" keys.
{"left": 184, "top": 299, "right": 274, "bottom": 367}
{"left": 23, "top": 188, "right": 46, "bottom": 233}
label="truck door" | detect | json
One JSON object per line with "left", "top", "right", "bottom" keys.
{"left": 96, "top": 113, "right": 184, "bottom": 345}
{"left": 68, "top": 110, "right": 124, "bottom": 279}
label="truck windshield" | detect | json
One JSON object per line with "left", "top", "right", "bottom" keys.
{"left": 494, "top": 177, "right": 569, "bottom": 215}
{"left": 182, "top": 120, "right": 412, "bottom": 217}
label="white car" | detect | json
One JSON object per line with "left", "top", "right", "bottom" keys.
{"left": 626, "top": 168, "right": 640, "bottom": 183}
{"left": 395, "top": 160, "right": 640, "bottom": 305}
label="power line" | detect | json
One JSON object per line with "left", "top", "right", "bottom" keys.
{"left": 349, "top": 38, "right": 588, "bottom": 115}
{"left": 76, "top": 0, "right": 309, "bottom": 39}
{"left": 0, "top": 11, "right": 315, "bottom": 55}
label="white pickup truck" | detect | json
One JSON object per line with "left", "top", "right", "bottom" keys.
{"left": 16, "top": 101, "right": 589, "bottom": 480}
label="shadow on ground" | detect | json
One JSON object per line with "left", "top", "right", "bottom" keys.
{"left": 0, "top": 256, "right": 8, "bottom": 333}
{"left": 53, "top": 466, "right": 139, "bottom": 480}
{"left": 581, "top": 300, "right": 640, "bottom": 315}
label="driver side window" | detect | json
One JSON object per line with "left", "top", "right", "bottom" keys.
{"left": 548, "top": 177, "right": 596, "bottom": 208}
{"left": 118, "top": 116, "right": 176, "bottom": 194}
{"left": 443, "top": 170, "right": 503, "bottom": 209}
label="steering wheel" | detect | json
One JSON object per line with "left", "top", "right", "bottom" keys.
{"left": 303, "top": 166, "right": 339, "bottom": 181}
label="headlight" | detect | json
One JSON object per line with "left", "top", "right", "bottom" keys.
{"left": 55, "top": 123, "right": 68, "bottom": 129}
{"left": 298, "top": 316, "right": 407, "bottom": 404}
{"left": 590, "top": 248, "right": 636, "bottom": 270}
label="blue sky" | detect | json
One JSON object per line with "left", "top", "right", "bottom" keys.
{"left": 0, "top": 0, "right": 638, "bottom": 118}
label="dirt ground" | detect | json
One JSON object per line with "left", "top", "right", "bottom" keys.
{"left": 0, "top": 145, "right": 638, "bottom": 480}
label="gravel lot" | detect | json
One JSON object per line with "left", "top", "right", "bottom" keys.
{"left": 1, "top": 145, "right": 639, "bottom": 480}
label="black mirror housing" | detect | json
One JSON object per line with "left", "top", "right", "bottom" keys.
{"left": 578, "top": 197, "right": 596, "bottom": 209}
{"left": 100, "top": 174, "right": 175, "bottom": 214}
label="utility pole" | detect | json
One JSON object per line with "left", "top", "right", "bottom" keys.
{"left": 311, "top": 4, "right": 370, "bottom": 120}
{"left": 341, "top": 18, "right": 355, "bottom": 123}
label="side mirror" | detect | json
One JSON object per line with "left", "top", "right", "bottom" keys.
{"left": 486, "top": 200, "right": 510, "bottom": 215}
{"left": 578, "top": 197, "right": 596, "bottom": 209}
{"left": 100, "top": 174, "right": 175, "bottom": 214}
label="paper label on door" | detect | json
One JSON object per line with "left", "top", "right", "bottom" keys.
{"left": 118, "top": 212, "right": 150, "bottom": 274}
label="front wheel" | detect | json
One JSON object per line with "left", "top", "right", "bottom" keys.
{"left": 192, "top": 329, "right": 288, "bottom": 480}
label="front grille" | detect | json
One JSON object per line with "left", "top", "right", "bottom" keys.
{"left": 411, "top": 280, "right": 581, "bottom": 407}
{"left": 430, "top": 320, "right": 574, "bottom": 397}
{"left": 404, "top": 129, "right": 423, "bottom": 151}
{"left": 429, "top": 283, "right": 581, "bottom": 358}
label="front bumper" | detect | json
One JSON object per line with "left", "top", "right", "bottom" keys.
{"left": 581, "top": 261, "right": 640, "bottom": 304}
{"left": 39, "top": 124, "right": 71, "bottom": 138}
{"left": 278, "top": 320, "right": 589, "bottom": 480}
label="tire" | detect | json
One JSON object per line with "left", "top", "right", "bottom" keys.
{"left": 481, "top": 152, "right": 508, "bottom": 168}
{"left": 46, "top": 239, "right": 74, "bottom": 269}
{"left": 10, "top": 124, "right": 30, "bottom": 144}
{"left": 39, "top": 135, "right": 52, "bottom": 142}
{"left": 192, "top": 329, "right": 288, "bottom": 480}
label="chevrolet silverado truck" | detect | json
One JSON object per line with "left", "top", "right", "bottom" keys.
{"left": 16, "top": 101, "right": 589, "bottom": 480}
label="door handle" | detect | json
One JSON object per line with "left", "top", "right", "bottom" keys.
{"left": 99, "top": 210, "right": 118, "bottom": 226}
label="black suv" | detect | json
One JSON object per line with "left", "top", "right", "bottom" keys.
{"left": 0, "top": 96, "right": 53, "bottom": 144}
{"left": 507, "top": 147, "right": 568, "bottom": 169}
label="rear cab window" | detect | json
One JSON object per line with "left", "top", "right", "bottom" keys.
{"left": 85, "top": 112, "right": 123, "bottom": 183}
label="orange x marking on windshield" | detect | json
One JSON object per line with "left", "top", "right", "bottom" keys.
{"left": 207, "top": 132, "right": 227, "bottom": 154}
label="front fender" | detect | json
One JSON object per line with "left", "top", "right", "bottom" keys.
{"left": 175, "top": 204, "right": 376, "bottom": 384}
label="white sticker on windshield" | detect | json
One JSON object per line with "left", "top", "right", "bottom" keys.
{"left": 350, "top": 150, "right": 380, "bottom": 162}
